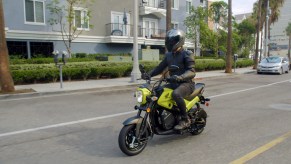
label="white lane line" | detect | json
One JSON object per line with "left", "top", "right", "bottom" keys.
{"left": 208, "top": 79, "right": 291, "bottom": 98}
{"left": 0, "top": 79, "right": 290, "bottom": 138}
{"left": 0, "top": 111, "right": 135, "bottom": 138}
{"left": 0, "top": 88, "right": 135, "bottom": 102}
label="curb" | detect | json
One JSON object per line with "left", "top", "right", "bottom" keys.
{"left": 0, "top": 84, "right": 139, "bottom": 100}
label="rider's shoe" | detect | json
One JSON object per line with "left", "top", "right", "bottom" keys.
{"left": 174, "top": 118, "right": 191, "bottom": 130}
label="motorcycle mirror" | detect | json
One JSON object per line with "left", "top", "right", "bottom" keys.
{"left": 139, "top": 64, "right": 146, "bottom": 73}
{"left": 168, "top": 65, "right": 179, "bottom": 72}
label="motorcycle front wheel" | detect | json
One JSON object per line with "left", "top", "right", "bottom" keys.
{"left": 190, "top": 108, "right": 207, "bottom": 135}
{"left": 118, "top": 124, "right": 148, "bottom": 156}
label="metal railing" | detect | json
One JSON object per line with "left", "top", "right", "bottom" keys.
{"left": 141, "top": 0, "right": 166, "bottom": 9}
{"left": 106, "top": 23, "right": 166, "bottom": 39}
{"left": 105, "top": 23, "right": 134, "bottom": 37}
{"left": 140, "top": 27, "right": 166, "bottom": 39}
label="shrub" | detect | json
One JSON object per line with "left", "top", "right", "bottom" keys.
{"left": 10, "top": 59, "right": 253, "bottom": 84}
{"left": 235, "top": 59, "right": 254, "bottom": 68}
{"left": 75, "top": 53, "right": 87, "bottom": 58}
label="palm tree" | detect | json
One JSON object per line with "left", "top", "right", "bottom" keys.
{"left": 286, "top": 22, "right": 291, "bottom": 64}
{"left": 0, "top": 0, "right": 15, "bottom": 92}
{"left": 225, "top": 0, "right": 232, "bottom": 73}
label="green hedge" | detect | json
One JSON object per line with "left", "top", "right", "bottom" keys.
{"left": 9, "top": 58, "right": 95, "bottom": 65}
{"left": 10, "top": 59, "right": 253, "bottom": 84}
{"left": 235, "top": 59, "right": 254, "bottom": 68}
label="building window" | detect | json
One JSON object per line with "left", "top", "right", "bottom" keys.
{"left": 171, "top": 0, "right": 179, "bottom": 9}
{"left": 74, "top": 7, "right": 89, "bottom": 30}
{"left": 171, "top": 22, "right": 179, "bottom": 29}
{"left": 186, "top": 0, "right": 192, "bottom": 13}
{"left": 30, "top": 42, "right": 54, "bottom": 58}
{"left": 7, "top": 41, "right": 28, "bottom": 59}
{"left": 24, "top": 0, "right": 45, "bottom": 24}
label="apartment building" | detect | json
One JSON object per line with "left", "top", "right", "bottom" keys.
{"left": 234, "top": 13, "right": 252, "bottom": 24}
{"left": 270, "top": 0, "right": 291, "bottom": 51}
{"left": 3, "top": 0, "right": 203, "bottom": 58}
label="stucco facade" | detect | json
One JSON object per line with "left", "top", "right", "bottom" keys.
{"left": 3, "top": 0, "right": 203, "bottom": 58}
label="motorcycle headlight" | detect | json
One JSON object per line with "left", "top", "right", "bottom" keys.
{"left": 135, "top": 91, "right": 143, "bottom": 103}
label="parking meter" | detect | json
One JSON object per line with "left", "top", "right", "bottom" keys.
{"left": 52, "top": 50, "right": 59, "bottom": 65}
{"left": 234, "top": 54, "right": 238, "bottom": 61}
{"left": 52, "top": 50, "right": 68, "bottom": 88}
{"left": 62, "top": 51, "right": 68, "bottom": 65}
{"left": 234, "top": 54, "right": 238, "bottom": 72}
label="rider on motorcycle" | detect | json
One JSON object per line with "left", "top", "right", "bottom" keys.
{"left": 143, "top": 29, "right": 196, "bottom": 130}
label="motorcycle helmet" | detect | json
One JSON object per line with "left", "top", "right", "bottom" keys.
{"left": 165, "top": 29, "right": 185, "bottom": 52}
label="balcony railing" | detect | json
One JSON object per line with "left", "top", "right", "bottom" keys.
{"left": 139, "top": 0, "right": 166, "bottom": 18}
{"left": 106, "top": 23, "right": 166, "bottom": 39}
{"left": 105, "top": 23, "right": 134, "bottom": 37}
{"left": 140, "top": 28, "right": 166, "bottom": 39}
{"left": 141, "top": 0, "right": 166, "bottom": 9}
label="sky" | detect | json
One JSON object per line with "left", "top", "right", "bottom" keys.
{"left": 219, "top": 0, "right": 258, "bottom": 15}
{"left": 232, "top": 0, "right": 258, "bottom": 15}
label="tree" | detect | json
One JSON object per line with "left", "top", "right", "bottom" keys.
{"left": 47, "top": 0, "right": 93, "bottom": 57}
{"left": 225, "top": 0, "right": 232, "bottom": 73}
{"left": 209, "top": 1, "right": 228, "bottom": 57}
{"left": 184, "top": 6, "right": 208, "bottom": 56}
{"left": 209, "top": 1, "right": 228, "bottom": 32}
{"left": 286, "top": 22, "right": 291, "bottom": 63}
{"left": 237, "top": 18, "right": 256, "bottom": 58}
{"left": 0, "top": 0, "right": 15, "bottom": 92}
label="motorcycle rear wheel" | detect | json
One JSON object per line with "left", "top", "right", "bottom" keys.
{"left": 118, "top": 124, "right": 148, "bottom": 156}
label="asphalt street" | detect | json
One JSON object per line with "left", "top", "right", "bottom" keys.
{"left": 0, "top": 72, "right": 291, "bottom": 164}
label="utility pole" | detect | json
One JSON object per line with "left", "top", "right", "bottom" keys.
{"left": 130, "top": 0, "right": 141, "bottom": 82}
{"left": 254, "top": 0, "right": 262, "bottom": 69}
{"left": 166, "top": 0, "right": 172, "bottom": 32}
{"left": 264, "top": 0, "right": 269, "bottom": 58}
{"left": 225, "top": 0, "right": 232, "bottom": 73}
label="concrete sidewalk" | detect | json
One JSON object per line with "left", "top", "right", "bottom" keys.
{"left": 1, "top": 67, "right": 255, "bottom": 99}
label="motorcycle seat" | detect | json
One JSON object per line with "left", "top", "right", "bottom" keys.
{"left": 184, "top": 83, "right": 205, "bottom": 101}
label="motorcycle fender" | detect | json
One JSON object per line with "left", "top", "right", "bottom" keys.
{"left": 122, "top": 116, "right": 143, "bottom": 125}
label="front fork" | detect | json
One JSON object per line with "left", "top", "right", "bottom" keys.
{"left": 123, "top": 102, "right": 154, "bottom": 142}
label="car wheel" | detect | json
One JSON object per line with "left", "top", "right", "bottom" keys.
{"left": 257, "top": 71, "right": 262, "bottom": 74}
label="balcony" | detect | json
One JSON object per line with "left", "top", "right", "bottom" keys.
{"left": 106, "top": 23, "right": 165, "bottom": 39}
{"left": 139, "top": 0, "right": 166, "bottom": 18}
{"left": 140, "top": 27, "right": 166, "bottom": 39}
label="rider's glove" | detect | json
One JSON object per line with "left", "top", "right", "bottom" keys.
{"left": 169, "top": 75, "right": 183, "bottom": 83}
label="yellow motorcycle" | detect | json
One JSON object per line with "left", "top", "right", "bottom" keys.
{"left": 118, "top": 65, "right": 210, "bottom": 156}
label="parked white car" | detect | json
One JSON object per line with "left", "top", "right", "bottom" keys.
{"left": 257, "top": 56, "right": 289, "bottom": 74}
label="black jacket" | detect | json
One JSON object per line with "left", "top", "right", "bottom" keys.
{"left": 150, "top": 49, "right": 196, "bottom": 82}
